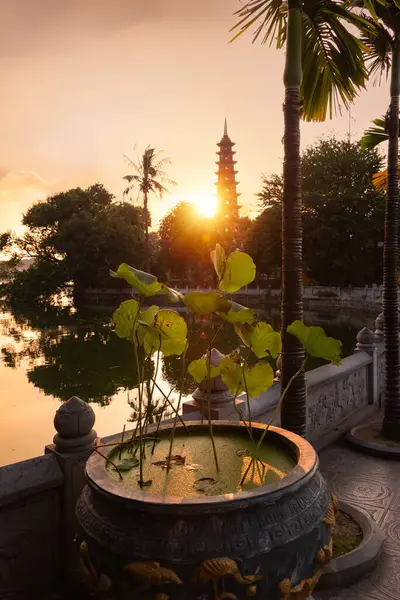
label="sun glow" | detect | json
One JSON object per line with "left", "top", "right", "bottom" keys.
{"left": 189, "top": 192, "right": 218, "bottom": 218}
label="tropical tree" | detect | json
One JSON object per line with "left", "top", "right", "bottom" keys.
{"left": 1, "top": 185, "right": 146, "bottom": 306}
{"left": 232, "top": 1, "right": 368, "bottom": 436}
{"left": 359, "top": 1, "right": 400, "bottom": 441}
{"left": 157, "top": 201, "right": 217, "bottom": 285}
{"left": 252, "top": 137, "right": 385, "bottom": 286}
{"left": 123, "top": 146, "right": 176, "bottom": 272}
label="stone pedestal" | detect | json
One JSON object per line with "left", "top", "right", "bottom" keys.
{"left": 182, "top": 348, "right": 242, "bottom": 419}
{"left": 45, "top": 397, "right": 97, "bottom": 583}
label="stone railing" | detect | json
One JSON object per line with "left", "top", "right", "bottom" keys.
{"left": 0, "top": 397, "right": 97, "bottom": 600}
{"left": 0, "top": 316, "right": 385, "bottom": 599}
{"left": 182, "top": 318, "right": 384, "bottom": 450}
{"left": 83, "top": 285, "right": 387, "bottom": 312}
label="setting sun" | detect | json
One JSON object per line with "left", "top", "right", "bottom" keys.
{"left": 188, "top": 192, "right": 218, "bottom": 218}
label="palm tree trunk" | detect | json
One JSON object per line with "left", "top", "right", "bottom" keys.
{"left": 280, "top": 0, "right": 306, "bottom": 437}
{"left": 382, "top": 38, "right": 400, "bottom": 441}
{"left": 144, "top": 190, "right": 150, "bottom": 273}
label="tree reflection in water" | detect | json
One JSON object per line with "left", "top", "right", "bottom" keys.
{"left": 0, "top": 302, "right": 370, "bottom": 420}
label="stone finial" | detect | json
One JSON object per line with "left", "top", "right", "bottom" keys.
{"left": 53, "top": 396, "right": 97, "bottom": 453}
{"left": 355, "top": 327, "right": 375, "bottom": 355}
{"left": 357, "top": 327, "right": 375, "bottom": 345}
{"left": 374, "top": 312, "right": 384, "bottom": 342}
{"left": 192, "top": 348, "right": 234, "bottom": 409}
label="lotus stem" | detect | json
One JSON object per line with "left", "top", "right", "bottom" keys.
{"left": 149, "top": 378, "right": 189, "bottom": 432}
{"left": 118, "top": 424, "right": 126, "bottom": 460}
{"left": 166, "top": 314, "right": 194, "bottom": 473}
{"left": 242, "top": 349, "right": 254, "bottom": 441}
{"left": 151, "top": 389, "right": 173, "bottom": 454}
{"left": 92, "top": 447, "right": 123, "bottom": 480}
{"left": 256, "top": 356, "right": 307, "bottom": 450}
{"left": 207, "top": 348, "right": 219, "bottom": 472}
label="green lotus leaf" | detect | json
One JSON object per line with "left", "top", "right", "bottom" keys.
{"left": 114, "top": 458, "right": 139, "bottom": 471}
{"left": 142, "top": 328, "right": 163, "bottom": 356}
{"left": 143, "top": 309, "right": 187, "bottom": 357}
{"left": 188, "top": 358, "right": 208, "bottom": 384}
{"left": 217, "top": 301, "right": 255, "bottom": 324}
{"left": 244, "top": 361, "right": 274, "bottom": 396}
{"left": 137, "top": 305, "right": 159, "bottom": 345}
{"left": 183, "top": 291, "right": 231, "bottom": 315}
{"left": 287, "top": 320, "right": 342, "bottom": 365}
{"left": 188, "top": 358, "right": 221, "bottom": 383}
{"left": 211, "top": 243, "right": 226, "bottom": 280}
{"left": 112, "top": 299, "right": 139, "bottom": 339}
{"left": 235, "top": 321, "right": 281, "bottom": 359}
{"left": 219, "top": 356, "right": 244, "bottom": 396}
{"left": 219, "top": 251, "right": 256, "bottom": 293}
{"left": 110, "top": 263, "right": 163, "bottom": 296}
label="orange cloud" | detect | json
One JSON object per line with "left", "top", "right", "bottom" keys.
{"left": 0, "top": 171, "right": 56, "bottom": 234}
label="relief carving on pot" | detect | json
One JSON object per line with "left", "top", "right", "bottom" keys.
{"left": 123, "top": 560, "right": 183, "bottom": 599}
{"left": 193, "top": 557, "right": 263, "bottom": 600}
{"left": 278, "top": 538, "right": 333, "bottom": 600}
{"left": 78, "top": 543, "right": 265, "bottom": 600}
{"left": 78, "top": 541, "right": 112, "bottom": 595}
{"left": 77, "top": 474, "right": 329, "bottom": 562}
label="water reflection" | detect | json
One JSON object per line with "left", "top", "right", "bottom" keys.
{"left": 0, "top": 304, "right": 374, "bottom": 403}
{"left": 0, "top": 302, "right": 374, "bottom": 465}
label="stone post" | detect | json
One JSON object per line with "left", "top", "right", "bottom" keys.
{"left": 374, "top": 312, "right": 384, "bottom": 343}
{"left": 45, "top": 397, "right": 97, "bottom": 581}
{"left": 182, "top": 348, "right": 243, "bottom": 419}
{"left": 354, "top": 327, "right": 378, "bottom": 404}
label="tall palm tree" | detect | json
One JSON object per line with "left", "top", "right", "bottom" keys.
{"left": 358, "top": 1, "right": 400, "bottom": 441}
{"left": 123, "top": 146, "right": 176, "bottom": 272}
{"left": 232, "top": 0, "right": 368, "bottom": 436}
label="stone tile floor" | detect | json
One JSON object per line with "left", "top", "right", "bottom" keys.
{"left": 314, "top": 436, "right": 400, "bottom": 600}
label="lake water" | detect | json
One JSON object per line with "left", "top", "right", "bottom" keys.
{"left": 0, "top": 304, "right": 375, "bottom": 466}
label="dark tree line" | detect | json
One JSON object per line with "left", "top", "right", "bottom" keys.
{"left": 246, "top": 138, "right": 386, "bottom": 287}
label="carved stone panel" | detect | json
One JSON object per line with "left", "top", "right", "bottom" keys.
{"left": 307, "top": 366, "right": 368, "bottom": 439}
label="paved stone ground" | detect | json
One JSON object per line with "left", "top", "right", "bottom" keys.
{"left": 314, "top": 436, "right": 400, "bottom": 600}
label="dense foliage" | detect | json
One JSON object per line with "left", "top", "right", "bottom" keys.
{"left": 1, "top": 184, "right": 146, "bottom": 305}
{"left": 247, "top": 138, "right": 385, "bottom": 286}
{"left": 157, "top": 201, "right": 251, "bottom": 285}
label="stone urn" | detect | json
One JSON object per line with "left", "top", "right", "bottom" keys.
{"left": 76, "top": 421, "right": 335, "bottom": 600}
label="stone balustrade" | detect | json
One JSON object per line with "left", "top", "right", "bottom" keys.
{"left": 0, "top": 319, "right": 386, "bottom": 599}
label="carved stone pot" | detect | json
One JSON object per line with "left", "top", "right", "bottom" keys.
{"left": 76, "top": 421, "right": 334, "bottom": 600}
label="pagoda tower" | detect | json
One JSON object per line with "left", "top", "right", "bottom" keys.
{"left": 215, "top": 119, "right": 241, "bottom": 223}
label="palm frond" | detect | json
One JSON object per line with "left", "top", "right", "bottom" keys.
{"left": 373, "top": 169, "right": 388, "bottom": 191}
{"left": 360, "top": 117, "right": 388, "bottom": 148}
{"left": 230, "top": 0, "right": 287, "bottom": 47}
{"left": 359, "top": 13, "right": 392, "bottom": 83}
{"left": 231, "top": 0, "right": 368, "bottom": 121}
{"left": 372, "top": 163, "right": 400, "bottom": 191}
{"left": 122, "top": 175, "right": 140, "bottom": 183}
{"left": 358, "top": 0, "right": 389, "bottom": 23}
{"left": 301, "top": 1, "right": 368, "bottom": 121}
{"left": 150, "top": 180, "right": 169, "bottom": 198}
{"left": 123, "top": 145, "right": 174, "bottom": 201}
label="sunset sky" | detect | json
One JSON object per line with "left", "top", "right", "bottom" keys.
{"left": 0, "top": 0, "right": 390, "bottom": 234}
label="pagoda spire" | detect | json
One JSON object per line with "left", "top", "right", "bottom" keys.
{"left": 215, "top": 120, "right": 241, "bottom": 223}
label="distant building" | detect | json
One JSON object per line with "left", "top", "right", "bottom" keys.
{"left": 215, "top": 119, "right": 241, "bottom": 227}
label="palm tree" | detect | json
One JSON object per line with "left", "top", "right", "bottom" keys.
{"left": 358, "top": 1, "right": 400, "bottom": 441}
{"left": 123, "top": 146, "right": 176, "bottom": 272}
{"left": 232, "top": 0, "right": 368, "bottom": 436}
